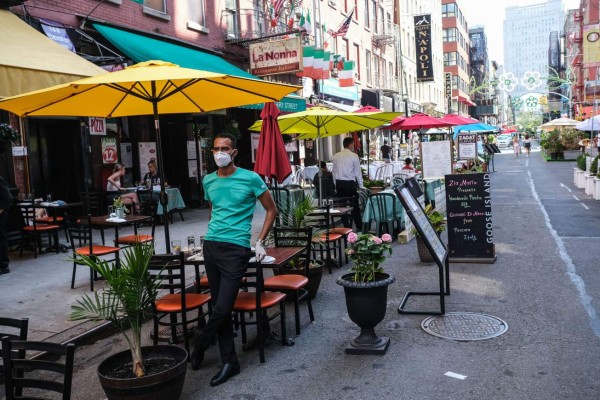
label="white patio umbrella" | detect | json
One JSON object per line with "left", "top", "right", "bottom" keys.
{"left": 576, "top": 116, "right": 600, "bottom": 131}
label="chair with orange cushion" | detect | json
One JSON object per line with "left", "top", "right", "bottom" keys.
{"left": 66, "top": 216, "right": 121, "bottom": 291}
{"left": 114, "top": 202, "right": 157, "bottom": 248}
{"left": 19, "top": 204, "right": 61, "bottom": 258}
{"left": 264, "top": 226, "right": 315, "bottom": 336}
{"left": 233, "top": 258, "right": 288, "bottom": 364}
{"left": 306, "top": 206, "right": 344, "bottom": 274}
{"left": 150, "top": 253, "right": 211, "bottom": 359}
{"left": 329, "top": 196, "right": 355, "bottom": 265}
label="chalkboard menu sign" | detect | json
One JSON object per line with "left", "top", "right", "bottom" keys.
{"left": 445, "top": 173, "right": 496, "bottom": 263}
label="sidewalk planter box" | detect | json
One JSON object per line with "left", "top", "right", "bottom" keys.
{"left": 576, "top": 170, "right": 586, "bottom": 189}
{"left": 564, "top": 150, "right": 581, "bottom": 161}
{"left": 585, "top": 175, "right": 595, "bottom": 196}
{"left": 574, "top": 168, "right": 579, "bottom": 185}
{"left": 594, "top": 178, "right": 600, "bottom": 200}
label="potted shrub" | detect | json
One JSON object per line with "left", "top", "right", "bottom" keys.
{"left": 540, "top": 129, "right": 564, "bottom": 160}
{"left": 335, "top": 232, "right": 394, "bottom": 355}
{"left": 69, "top": 243, "right": 188, "bottom": 400}
{"left": 561, "top": 128, "right": 585, "bottom": 160}
{"left": 364, "top": 179, "right": 386, "bottom": 193}
{"left": 412, "top": 204, "right": 446, "bottom": 262}
{"left": 0, "top": 122, "right": 20, "bottom": 152}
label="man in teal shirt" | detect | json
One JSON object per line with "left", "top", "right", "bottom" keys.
{"left": 190, "top": 133, "right": 277, "bottom": 387}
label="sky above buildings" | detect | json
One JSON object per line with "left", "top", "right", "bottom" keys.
{"left": 459, "top": 0, "right": 580, "bottom": 65}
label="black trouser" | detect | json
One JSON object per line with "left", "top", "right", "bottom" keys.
{"left": 0, "top": 210, "right": 8, "bottom": 270}
{"left": 335, "top": 180, "right": 362, "bottom": 230}
{"left": 193, "top": 240, "right": 250, "bottom": 364}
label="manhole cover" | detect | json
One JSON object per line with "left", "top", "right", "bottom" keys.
{"left": 421, "top": 312, "right": 508, "bottom": 341}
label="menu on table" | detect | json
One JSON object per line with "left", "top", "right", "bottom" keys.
{"left": 445, "top": 173, "right": 496, "bottom": 263}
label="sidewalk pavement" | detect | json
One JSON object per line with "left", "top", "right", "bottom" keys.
{"left": 2, "top": 154, "right": 600, "bottom": 399}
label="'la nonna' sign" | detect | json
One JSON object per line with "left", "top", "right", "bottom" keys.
{"left": 249, "top": 37, "right": 302, "bottom": 77}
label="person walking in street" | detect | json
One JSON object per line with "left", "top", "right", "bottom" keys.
{"left": 0, "top": 176, "right": 12, "bottom": 275}
{"left": 523, "top": 134, "right": 532, "bottom": 157}
{"left": 380, "top": 140, "right": 392, "bottom": 162}
{"left": 190, "top": 133, "right": 276, "bottom": 387}
{"left": 332, "top": 137, "right": 364, "bottom": 231}
{"left": 512, "top": 135, "right": 521, "bottom": 158}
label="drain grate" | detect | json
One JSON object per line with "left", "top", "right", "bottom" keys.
{"left": 421, "top": 312, "right": 508, "bottom": 341}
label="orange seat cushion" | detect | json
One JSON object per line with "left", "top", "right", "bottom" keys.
{"left": 199, "top": 275, "right": 209, "bottom": 287}
{"left": 233, "top": 291, "right": 286, "bottom": 311}
{"left": 329, "top": 227, "right": 353, "bottom": 236}
{"left": 155, "top": 293, "right": 211, "bottom": 312}
{"left": 35, "top": 216, "right": 64, "bottom": 223}
{"left": 313, "top": 233, "right": 342, "bottom": 242}
{"left": 23, "top": 224, "right": 60, "bottom": 232}
{"left": 116, "top": 234, "right": 153, "bottom": 244}
{"left": 75, "top": 245, "right": 120, "bottom": 256}
{"left": 264, "top": 275, "right": 308, "bottom": 290}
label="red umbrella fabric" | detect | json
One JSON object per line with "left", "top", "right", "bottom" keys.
{"left": 440, "top": 114, "right": 478, "bottom": 125}
{"left": 254, "top": 102, "right": 292, "bottom": 184}
{"left": 392, "top": 113, "right": 451, "bottom": 130}
{"left": 354, "top": 105, "right": 381, "bottom": 113}
{"left": 383, "top": 116, "right": 407, "bottom": 130}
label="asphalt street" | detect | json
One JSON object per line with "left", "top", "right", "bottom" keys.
{"left": 2, "top": 148, "right": 600, "bottom": 400}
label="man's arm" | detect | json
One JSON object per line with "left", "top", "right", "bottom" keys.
{"left": 354, "top": 157, "right": 364, "bottom": 187}
{"left": 257, "top": 190, "right": 276, "bottom": 241}
{"left": 207, "top": 201, "right": 212, "bottom": 221}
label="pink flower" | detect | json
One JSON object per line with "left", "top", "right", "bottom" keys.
{"left": 347, "top": 232, "right": 359, "bottom": 243}
{"left": 381, "top": 234, "right": 392, "bottom": 243}
{"left": 372, "top": 237, "right": 382, "bottom": 245}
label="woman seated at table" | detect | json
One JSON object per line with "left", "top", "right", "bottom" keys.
{"left": 143, "top": 159, "right": 163, "bottom": 188}
{"left": 107, "top": 163, "right": 139, "bottom": 212}
{"left": 402, "top": 157, "right": 415, "bottom": 171}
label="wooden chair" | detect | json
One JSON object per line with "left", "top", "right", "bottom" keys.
{"left": 1, "top": 337, "right": 75, "bottom": 400}
{"left": 367, "top": 193, "right": 402, "bottom": 236}
{"left": 18, "top": 204, "right": 60, "bottom": 258}
{"left": 0, "top": 317, "right": 28, "bottom": 384}
{"left": 114, "top": 202, "right": 157, "bottom": 247}
{"left": 264, "top": 226, "right": 315, "bottom": 336}
{"left": 150, "top": 253, "right": 211, "bottom": 359}
{"left": 79, "top": 190, "right": 106, "bottom": 245}
{"left": 232, "top": 258, "right": 287, "bottom": 364}
{"left": 306, "top": 206, "right": 343, "bottom": 274}
{"left": 328, "top": 197, "right": 354, "bottom": 265}
{"left": 66, "top": 216, "right": 121, "bottom": 291}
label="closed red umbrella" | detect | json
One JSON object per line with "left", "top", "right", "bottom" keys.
{"left": 383, "top": 116, "right": 406, "bottom": 130}
{"left": 254, "top": 102, "right": 292, "bottom": 184}
{"left": 354, "top": 105, "right": 381, "bottom": 113}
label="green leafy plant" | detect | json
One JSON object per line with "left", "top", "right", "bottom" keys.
{"left": 576, "top": 153, "right": 587, "bottom": 171}
{"left": 540, "top": 129, "right": 564, "bottom": 154}
{"left": 70, "top": 243, "right": 160, "bottom": 378}
{"left": 0, "top": 123, "right": 20, "bottom": 144}
{"left": 411, "top": 204, "right": 446, "bottom": 236}
{"left": 560, "top": 128, "right": 585, "bottom": 151}
{"left": 113, "top": 197, "right": 130, "bottom": 214}
{"left": 591, "top": 156, "right": 599, "bottom": 175}
{"left": 346, "top": 232, "right": 393, "bottom": 282}
{"left": 363, "top": 179, "right": 385, "bottom": 188}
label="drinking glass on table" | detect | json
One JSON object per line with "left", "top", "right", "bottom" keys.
{"left": 107, "top": 206, "right": 114, "bottom": 217}
{"left": 171, "top": 240, "right": 181, "bottom": 255}
{"left": 197, "top": 236, "right": 204, "bottom": 255}
{"left": 46, "top": 194, "right": 52, "bottom": 202}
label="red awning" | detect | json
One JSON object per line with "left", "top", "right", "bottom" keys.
{"left": 454, "top": 95, "right": 476, "bottom": 106}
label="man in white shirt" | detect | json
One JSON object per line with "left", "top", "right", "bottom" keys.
{"left": 332, "top": 137, "right": 364, "bottom": 231}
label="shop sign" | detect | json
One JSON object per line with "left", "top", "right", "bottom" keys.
{"left": 414, "top": 15, "right": 434, "bottom": 82}
{"left": 89, "top": 117, "right": 106, "bottom": 136}
{"left": 445, "top": 72, "right": 453, "bottom": 114}
{"left": 101, "top": 137, "right": 118, "bottom": 164}
{"left": 238, "top": 95, "right": 307, "bottom": 112}
{"left": 250, "top": 37, "right": 302, "bottom": 76}
{"left": 322, "top": 78, "right": 359, "bottom": 101}
{"left": 138, "top": 142, "right": 157, "bottom": 177}
{"left": 457, "top": 133, "right": 477, "bottom": 159}
{"left": 40, "top": 19, "right": 75, "bottom": 52}
{"left": 12, "top": 146, "right": 27, "bottom": 156}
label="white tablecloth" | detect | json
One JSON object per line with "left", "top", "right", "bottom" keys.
{"left": 304, "top": 166, "right": 319, "bottom": 182}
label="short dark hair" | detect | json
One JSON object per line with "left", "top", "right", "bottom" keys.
{"left": 343, "top": 137, "right": 354, "bottom": 148}
{"left": 404, "top": 157, "right": 412, "bottom": 165}
{"left": 320, "top": 161, "right": 327, "bottom": 169}
{"left": 214, "top": 133, "right": 237, "bottom": 149}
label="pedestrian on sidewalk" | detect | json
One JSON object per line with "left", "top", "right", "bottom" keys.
{"left": 332, "top": 136, "right": 364, "bottom": 231}
{"left": 0, "top": 176, "right": 12, "bottom": 275}
{"left": 513, "top": 135, "right": 521, "bottom": 158}
{"left": 190, "top": 133, "right": 276, "bottom": 387}
{"left": 523, "top": 134, "right": 532, "bottom": 157}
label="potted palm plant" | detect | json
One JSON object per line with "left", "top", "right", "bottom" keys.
{"left": 69, "top": 243, "right": 188, "bottom": 400}
{"left": 335, "top": 232, "right": 394, "bottom": 355}
{"left": 412, "top": 204, "right": 446, "bottom": 262}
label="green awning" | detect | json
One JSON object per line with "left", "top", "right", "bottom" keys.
{"left": 93, "top": 23, "right": 255, "bottom": 79}
{"left": 238, "top": 94, "right": 306, "bottom": 113}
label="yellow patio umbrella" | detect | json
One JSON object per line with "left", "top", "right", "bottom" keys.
{"left": 0, "top": 60, "right": 300, "bottom": 250}
{"left": 249, "top": 106, "right": 400, "bottom": 203}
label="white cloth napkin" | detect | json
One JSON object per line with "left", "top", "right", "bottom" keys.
{"left": 106, "top": 217, "right": 127, "bottom": 222}
{"left": 187, "top": 253, "right": 204, "bottom": 262}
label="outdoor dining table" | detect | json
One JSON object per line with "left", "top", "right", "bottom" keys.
{"left": 90, "top": 214, "right": 153, "bottom": 243}
{"left": 361, "top": 190, "right": 405, "bottom": 233}
{"left": 123, "top": 186, "right": 186, "bottom": 216}
{"left": 423, "top": 178, "right": 444, "bottom": 206}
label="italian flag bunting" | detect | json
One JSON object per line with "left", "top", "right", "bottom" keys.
{"left": 300, "top": 9, "right": 312, "bottom": 35}
{"left": 312, "top": 49, "right": 324, "bottom": 80}
{"left": 339, "top": 61, "right": 355, "bottom": 87}
{"left": 298, "top": 46, "right": 315, "bottom": 78}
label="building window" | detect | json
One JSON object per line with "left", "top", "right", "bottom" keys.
{"left": 354, "top": 43, "right": 360, "bottom": 81}
{"left": 443, "top": 28, "right": 457, "bottom": 42}
{"left": 224, "top": 0, "right": 238, "bottom": 39}
{"left": 145, "top": 0, "right": 166, "bottom": 13}
{"left": 364, "top": 0, "right": 370, "bottom": 29}
{"left": 187, "top": 0, "right": 207, "bottom": 33}
{"left": 373, "top": 55, "right": 380, "bottom": 86}
{"left": 442, "top": 3, "right": 456, "bottom": 18}
{"left": 444, "top": 52, "right": 457, "bottom": 66}
{"left": 366, "top": 49, "right": 372, "bottom": 84}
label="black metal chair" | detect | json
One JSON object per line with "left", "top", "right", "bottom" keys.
{"left": 79, "top": 190, "right": 106, "bottom": 244}
{"left": 114, "top": 202, "right": 157, "bottom": 248}
{"left": 18, "top": 204, "right": 60, "bottom": 258}
{"left": 1, "top": 337, "right": 75, "bottom": 400}
{"left": 269, "top": 187, "right": 291, "bottom": 226}
{"left": 0, "top": 317, "right": 28, "bottom": 384}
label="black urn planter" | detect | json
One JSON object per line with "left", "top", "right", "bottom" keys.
{"left": 97, "top": 345, "right": 188, "bottom": 400}
{"left": 336, "top": 272, "right": 395, "bottom": 355}
{"left": 416, "top": 236, "right": 435, "bottom": 262}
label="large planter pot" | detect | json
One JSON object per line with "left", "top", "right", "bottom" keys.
{"left": 594, "top": 178, "right": 600, "bottom": 200}
{"left": 416, "top": 235, "right": 435, "bottom": 262}
{"left": 97, "top": 345, "right": 188, "bottom": 400}
{"left": 585, "top": 174, "right": 595, "bottom": 196}
{"left": 336, "top": 272, "right": 395, "bottom": 355}
{"left": 369, "top": 186, "right": 385, "bottom": 194}
{"left": 576, "top": 170, "right": 586, "bottom": 189}
{"left": 279, "top": 260, "right": 324, "bottom": 300}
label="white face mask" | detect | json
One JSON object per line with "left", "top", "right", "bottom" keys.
{"left": 214, "top": 152, "right": 232, "bottom": 168}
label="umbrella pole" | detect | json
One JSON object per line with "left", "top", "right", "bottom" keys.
{"left": 151, "top": 91, "right": 171, "bottom": 253}
{"left": 317, "top": 127, "right": 324, "bottom": 207}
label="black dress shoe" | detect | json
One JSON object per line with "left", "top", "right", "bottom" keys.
{"left": 209, "top": 361, "right": 240, "bottom": 386}
{"left": 190, "top": 344, "right": 206, "bottom": 371}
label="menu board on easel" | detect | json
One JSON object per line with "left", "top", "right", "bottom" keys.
{"left": 421, "top": 140, "right": 452, "bottom": 179}
{"left": 445, "top": 173, "right": 496, "bottom": 263}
